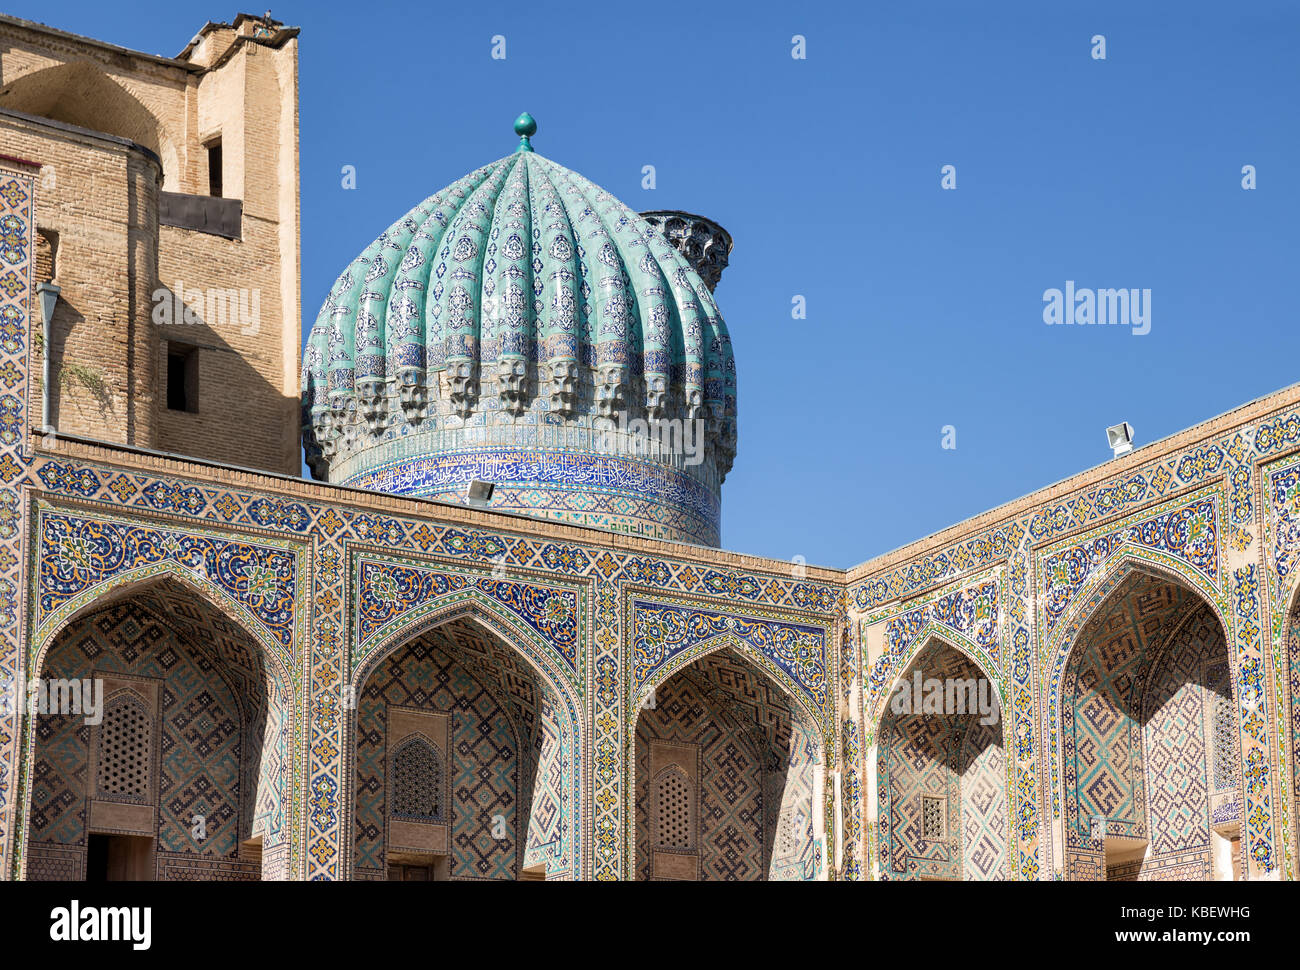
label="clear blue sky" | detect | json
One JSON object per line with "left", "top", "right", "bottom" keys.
{"left": 18, "top": 1, "right": 1300, "bottom": 569}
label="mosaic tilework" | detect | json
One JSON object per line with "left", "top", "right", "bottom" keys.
{"left": 29, "top": 594, "right": 264, "bottom": 875}
{"left": 35, "top": 509, "right": 297, "bottom": 669}
{"left": 1034, "top": 487, "right": 1240, "bottom": 877}
{"left": 1230, "top": 562, "right": 1275, "bottom": 873}
{"left": 633, "top": 649, "right": 816, "bottom": 880}
{"left": 301, "top": 149, "right": 737, "bottom": 483}
{"left": 840, "top": 626, "right": 865, "bottom": 880}
{"left": 866, "top": 578, "right": 1002, "bottom": 723}
{"left": 252, "top": 679, "right": 289, "bottom": 858}
{"left": 15, "top": 457, "right": 840, "bottom": 880}
{"left": 1061, "top": 576, "right": 1242, "bottom": 879}
{"left": 1042, "top": 496, "right": 1218, "bottom": 639}
{"left": 342, "top": 447, "right": 721, "bottom": 547}
{"left": 1, "top": 141, "right": 1297, "bottom": 877}
{"left": 349, "top": 566, "right": 582, "bottom": 877}
{"left": 631, "top": 600, "right": 827, "bottom": 714}
{"left": 851, "top": 402, "right": 1300, "bottom": 880}
{"left": 635, "top": 670, "right": 762, "bottom": 880}
{"left": 631, "top": 644, "right": 821, "bottom": 878}
{"left": 1262, "top": 451, "right": 1300, "bottom": 878}
{"left": 0, "top": 167, "right": 34, "bottom": 878}
{"left": 0, "top": 150, "right": 1286, "bottom": 881}
{"left": 1144, "top": 605, "right": 1234, "bottom": 860}
{"left": 961, "top": 718, "right": 1008, "bottom": 880}
{"left": 855, "top": 466, "right": 1231, "bottom": 614}
{"left": 879, "top": 709, "right": 964, "bottom": 880}
{"left": 362, "top": 612, "right": 577, "bottom": 876}
{"left": 354, "top": 624, "right": 523, "bottom": 879}
{"left": 877, "top": 639, "right": 1009, "bottom": 880}
{"left": 523, "top": 695, "right": 569, "bottom": 874}
{"left": 1005, "top": 545, "right": 1039, "bottom": 878}
{"left": 1289, "top": 612, "right": 1300, "bottom": 873}
{"left": 354, "top": 555, "right": 579, "bottom": 676}
{"left": 1063, "top": 574, "right": 1189, "bottom": 842}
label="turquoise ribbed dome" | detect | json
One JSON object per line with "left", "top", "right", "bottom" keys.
{"left": 300, "top": 127, "right": 737, "bottom": 547}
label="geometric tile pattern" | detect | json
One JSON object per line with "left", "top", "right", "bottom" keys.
{"left": 632, "top": 600, "right": 827, "bottom": 712}
{"left": 1042, "top": 497, "right": 1218, "bottom": 638}
{"left": 877, "top": 639, "right": 1008, "bottom": 880}
{"left": 634, "top": 648, "right": 816, "bottom": 880}
{"left": 856, "top": 428, "right": 1295, "bottom": 879}
{"left": 1144, "top": 604, "right": 1237, "bottom": 865}
{"left": 879, "top": 708, "right": 964, "bottom": 879}
{"left": 354, "top": 620, "right": 530, "bottom": 879}
{"left": 355, "top": 557, "right": 579, "bottom": 674}
{"left": 28, "top": 592, "right": 265, "bottom": 873}
{"left": 635, "top": 666, "right": 761, "bottom": 880}
{"left": 1144, "top": 607, "right": 1216, "bottom": 857}
{"left": 0, "top": 166, "right": 854, "bottom": 882}
{"left": 1063, "top": 574, "right": 1191, "bottom": 842}
{"left": 1062, "top": 575, "right": 1240, "bottom": 879}
{"left": 960, "top": 717, "right": 1008, "bottom": 880}
{"left": 0, "top": 167, "right": 35, "bottom": 880}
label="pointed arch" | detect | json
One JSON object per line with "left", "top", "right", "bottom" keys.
{"left": 18, "top": 570, "right": 296, "bottom": 881}
{"left": 875, "top": 634, "right": 1009, "bottom": 880}
{"left": 1050, "top": 549, "right": 1241, "bottom": 880}
{"left": 870, "top": 627, "right": 1005, "bottom": 742}
{"left": 0, "top": 61, "right": 178, "bottom": 182}
{"left": 31, "top": 560, "right": 295, "bottom": 699}
{"left": 630, "top": 637, "right": 822, "bottom": 881}
{"left": 1046, "top": 546, "right": 1234, "bottom": 729}
{"left": 346, "top": 592, "right": 583, "bottom": 881}
{"left": 630, "top": 631, "right": 825, "bottom": 745}
{"left": 1045, "top": 548, "right": 1235, "bottom": 830}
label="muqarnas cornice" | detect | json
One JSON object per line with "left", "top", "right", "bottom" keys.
{"left": 639, "top": 211, "right": 733, "bottom": 293}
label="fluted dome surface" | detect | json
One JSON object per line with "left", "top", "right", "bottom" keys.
{"left": 301, "top": 125, "right": 737, "bottom": 546}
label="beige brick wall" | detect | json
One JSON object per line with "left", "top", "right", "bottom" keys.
{"left": 3, "top": 115, "right": 160, "bottom": 444}
{"left": 0, "top": 16, "right": 301, "bottom": 474}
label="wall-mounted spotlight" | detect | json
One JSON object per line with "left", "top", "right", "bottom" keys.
{"left": 466, "top": 480, "right": 495, "bottom": 508}
{"left": 1106, "top": 422, "right": 1134, "bottom": 458}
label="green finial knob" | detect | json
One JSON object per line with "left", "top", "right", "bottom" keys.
{"left": 514, "top": 112, "right": 537, "bottom": 152}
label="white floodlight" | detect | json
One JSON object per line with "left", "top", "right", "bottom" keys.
{"left": 1106, "top": 422, "right": 1134, "bottom": 458}
{"left": 466, "top": 480, "right": 495, "bottom": 508}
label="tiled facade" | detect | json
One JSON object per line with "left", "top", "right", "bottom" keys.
{"left": 2, "top": 15, "right": 1299, "bottom": 882}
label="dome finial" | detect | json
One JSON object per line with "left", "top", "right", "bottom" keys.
{"left": 513, "top": 112, "right": 537, "bottom": 152}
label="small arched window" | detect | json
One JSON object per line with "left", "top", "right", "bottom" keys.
{"left": 653, "top": 765, "right": 695, "bottom": 851}
{"left": 96, "top": 690, "right": 152, "bottom": 801}
{"left": 391, "top": 736, "right": 445, "bottom": 823}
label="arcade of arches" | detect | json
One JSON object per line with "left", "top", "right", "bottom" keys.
{"left": 15, "top": 570, "right": 1262, "bottom": 882}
